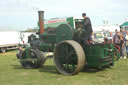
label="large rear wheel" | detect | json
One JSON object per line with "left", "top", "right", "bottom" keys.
{"left": 54, "top": 40, "right": 85, "bottom": 75}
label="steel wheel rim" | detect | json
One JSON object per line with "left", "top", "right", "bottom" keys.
{"left": 57, "top": 43, "right": 77, "bottom": 73}
{"left": 54, "top": 40, "right": 85, "bottom": 75}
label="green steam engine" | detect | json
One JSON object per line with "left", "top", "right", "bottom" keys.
{"left": 17, "top": 11, "right": 119, "bottom": 75}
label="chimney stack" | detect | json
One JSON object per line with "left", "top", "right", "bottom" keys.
{"left": 38, "top": 11, "right": 44, "bottom": 34}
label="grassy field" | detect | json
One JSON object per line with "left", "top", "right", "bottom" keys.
{"left": 0, "top": 50, "right": 128, "bottom": 85}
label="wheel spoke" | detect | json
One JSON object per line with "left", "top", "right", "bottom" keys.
{"left": 54, "top": 40, "right": 85, "bottom": 75}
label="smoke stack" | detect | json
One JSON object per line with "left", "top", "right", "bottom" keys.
{"left": 38, "top": 11, "right": 44, "bottom": 34}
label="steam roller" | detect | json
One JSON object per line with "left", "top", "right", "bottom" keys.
{"left": 17, "top": 11, "right": 119, "bottom": 75}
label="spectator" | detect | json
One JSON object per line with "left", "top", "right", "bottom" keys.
{"left": 112, "top": 29, "right": 120, "bottom": 45}
{"left": 120, "top": 34, "right": 126, "bottom": 59}
{"left": 124, "top": 31, "right": 128, "bottom": 58}
{"left": 120, "top": 29, "right": 126, "bottom": 59}
{"left": 112, "top": 29, "right": 121, "bottom": 58}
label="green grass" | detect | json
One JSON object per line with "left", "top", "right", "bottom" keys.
{"left": 0, "top": 50, "right": 128, "bottom": 85}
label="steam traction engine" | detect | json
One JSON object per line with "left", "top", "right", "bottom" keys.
{"left": 17, "top": 11, "right": 119, "bottom": 75}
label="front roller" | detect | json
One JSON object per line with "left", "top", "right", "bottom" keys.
{"left": 54, "top": 40, "right": 86, "bottom": 75}
{"left": 17, "top": 48, "right": 46, "bottom": 69}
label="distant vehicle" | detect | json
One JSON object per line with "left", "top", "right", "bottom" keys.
{"left": 0, "top": 31, "right": 20, "bottom": 53}
{"left": 92, "top": 31, "right": 104, "bottom": 43}
{"left": 103, "top": 30, "right": 112, "bottom": 42}
{"left": 92, "top": 30, "right": 112, "bottom": 43}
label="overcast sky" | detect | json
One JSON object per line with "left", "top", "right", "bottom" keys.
{"left": 0, "top": 0, "right": 128, "bottom": 31}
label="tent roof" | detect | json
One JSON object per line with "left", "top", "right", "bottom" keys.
{"left": 120, "top": 21, "right": 128, "bottom": 27}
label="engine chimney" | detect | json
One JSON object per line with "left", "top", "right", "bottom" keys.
{"left": 38, "top": 11, "right": 44, "bottom": 34}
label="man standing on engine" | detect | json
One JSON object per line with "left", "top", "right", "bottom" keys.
{"left": 81, "top": 13, "right": 93, "bottom": 44}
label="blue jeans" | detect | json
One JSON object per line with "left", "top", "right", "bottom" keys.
{"left": 122, "top": 45, "right": 126, "bottom": 57}
{"left": 126, "top": 46, "right": 128, "bottom": 56}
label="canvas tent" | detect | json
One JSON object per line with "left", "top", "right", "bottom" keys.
{"left": 120, "top": 22, "right": 128, "bottom": 27}
{"left": 120, "top": 21, "right": 128, "bottom": 31}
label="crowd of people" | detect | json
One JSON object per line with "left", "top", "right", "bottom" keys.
{"left": 112, "top": 29, "right": 128, "bottom": 59}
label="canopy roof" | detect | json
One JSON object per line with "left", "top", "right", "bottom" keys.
{"left": 120, "top": 21, "right": 128, "bottom": 28}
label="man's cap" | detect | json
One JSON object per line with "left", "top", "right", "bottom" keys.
{"left": 82, "top": 13, "right": 86, "bottom": 17}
